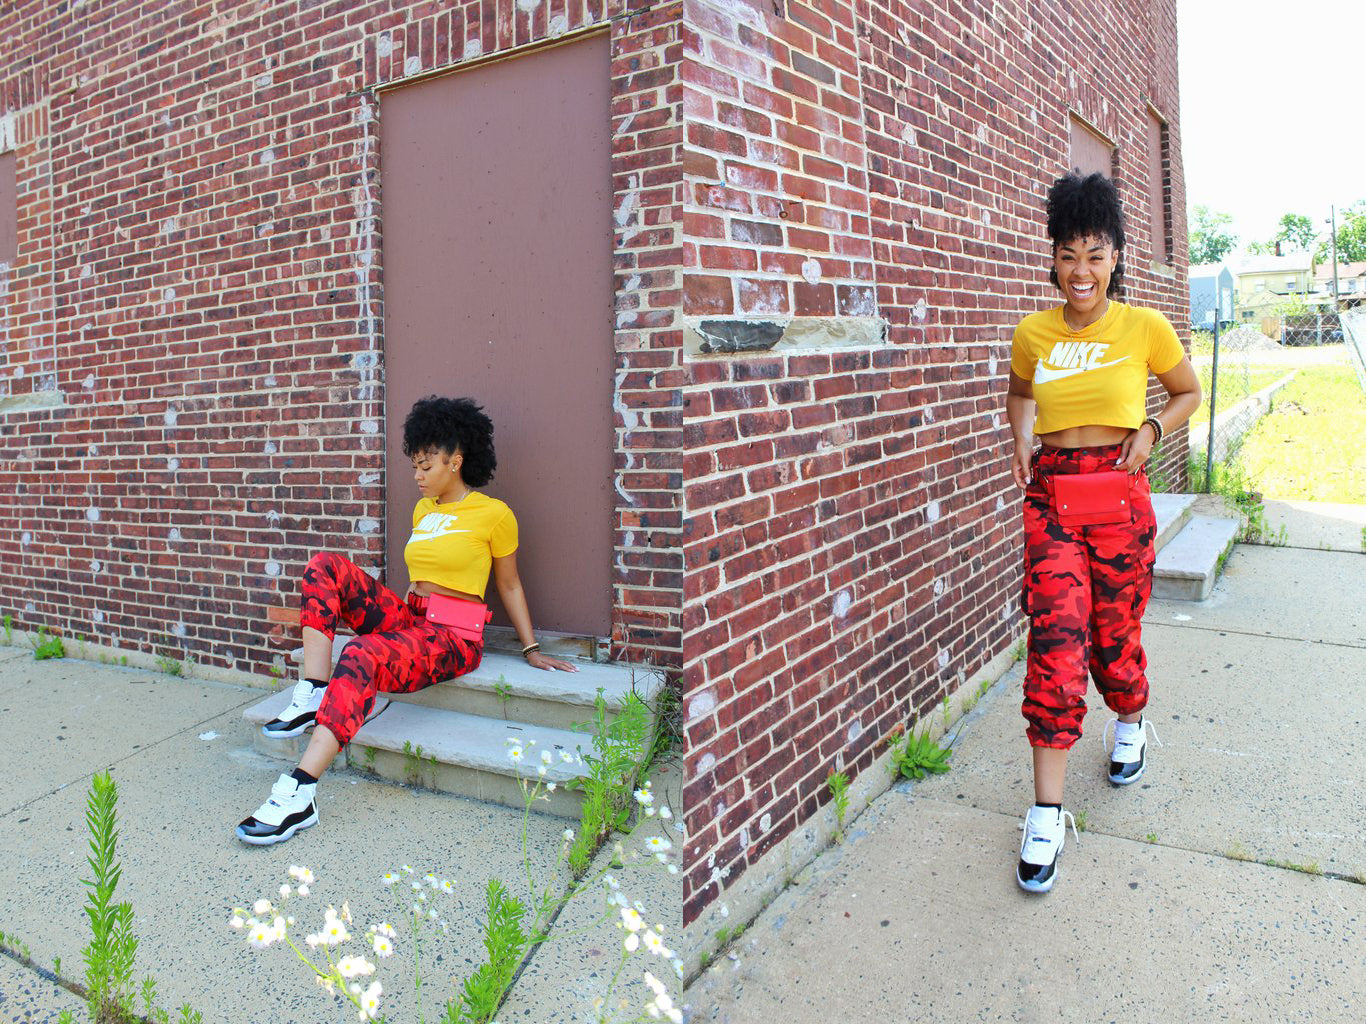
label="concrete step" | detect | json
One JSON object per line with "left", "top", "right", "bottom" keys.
{"left": 385, "top": 652, "right": 665, "bottom": 732}
{"left": 242, "top": 690, "right": 593, "bottom": 818}
{"left": 1153, "top": 514, "right": 1241, "bottom": 601}
{"left": 1151, "top": 492, "right": 1198, "bottom": 554}
{"left": 288, "top": 645, "right": 660, "bottom": 731}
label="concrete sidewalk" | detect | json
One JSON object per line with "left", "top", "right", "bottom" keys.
{"left": 686, "top": 518, "right": 1366, "bottom": 1022}
{"left": 0, "top": 652, "right": 681, "bottom": 1023}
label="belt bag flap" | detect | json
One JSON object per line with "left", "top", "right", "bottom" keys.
{"left": 1052, "top": 470, "right": 1131, "bottom": 527}
{"left": 425, "top": 594, "right": 492, "bottom": 643}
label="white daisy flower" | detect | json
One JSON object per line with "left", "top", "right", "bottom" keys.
{"left": 252, "top": 898, "right": 272, "bottom": 916}
{"left": 540, "top": 750, "right": 553, "bottom": 765}
{"left": 279, "top": 884, "right": 291, "bottom": 898}
{"left": 620, "top": 907, "right": 644, "bottom": 932}
{"left": 229, "top": 915, "right": 244, "bottom": 930}
{"left": 508, "top": 746, "right": 525, "bottom": 763}
{"left": 372, "top": 934, "right": 394, "bottom": 958}
{"left": 645, "top": 836, "right": 672, "bottom": 853}
{"left": 659, "top": 806, "right": 673, "bottom": 819}
{"left": 247, "top": 922, "right": 276, "bottom": 948}
{"left": 297, "top": 884, "right": 310, "bottom": 897}
{"left": 375, "top": 922, "right": 396, "bottom": 938}
{"left": 360, "top": 981, "right": 382, "bottom": 1016}
{"left": 624, "top": 932, "right": 640, "bottom": 953}
{"left": 381, "top": 872, "right": 400, "bottom": 886}
{"left": 337, "top": 955, "right": 375, "bottom": 979}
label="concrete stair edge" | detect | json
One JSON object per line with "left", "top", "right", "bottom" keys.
{"left": 241, "top": 688, "right": 593, "bottom": 785}
{"left": 1151, "top": 492, "right": 1198, "bottom": 554}
{"left": 1153, "top": 514, "right": 1240, "bottom": 601}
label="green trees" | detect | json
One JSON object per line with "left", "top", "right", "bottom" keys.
{"left": 1189, "top": 204, "right": 1238, "bottom": 264}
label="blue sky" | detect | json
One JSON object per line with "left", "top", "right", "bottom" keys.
{"left": 1178, "top": 0, "right": 1365, "bottom": 252}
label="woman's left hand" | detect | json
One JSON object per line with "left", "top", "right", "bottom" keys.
{"left": 1114, "top": 423, "right": 1156, "bottom": 472}
{"left": 526, "top": 650, "right": 579, "bottom": 673}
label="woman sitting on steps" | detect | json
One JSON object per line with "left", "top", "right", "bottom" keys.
{"left": 236, "top": 395, "right": 577, "bottom": 846}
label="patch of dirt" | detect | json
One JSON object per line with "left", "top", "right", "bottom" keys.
{"left": 1216, "top": 326, "right": 1283, "bottom": 353}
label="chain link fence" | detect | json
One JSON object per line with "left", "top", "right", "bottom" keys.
{"left": 1187, "top": 292, "right": 1298, "bottom": 479}
{"left": 1342, "top": 307, "right": 1366, "bottom": 394}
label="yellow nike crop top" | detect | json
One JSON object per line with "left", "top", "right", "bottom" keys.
{"left": 1010, "top": 302, "right": 1185, "bottom": 435}
{"left": 404, "top": 492, "right": 518, "bottom": 600}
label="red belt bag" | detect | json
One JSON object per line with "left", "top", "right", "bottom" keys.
{"left": 1051, "top": 470, "right": 1131, "bottom": 527}
{"left": 424, "top": 594, "right": 493, "bottom": 644}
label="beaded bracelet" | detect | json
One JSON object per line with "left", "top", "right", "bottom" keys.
{"left": 1142, "top": 416, "right": 1165, "bottom": 443}
{"left": 522, "top": 643, "right": 542, "bottom": 659}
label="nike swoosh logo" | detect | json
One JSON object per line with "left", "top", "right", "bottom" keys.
{"left": 1034, "top": 357, "right": 1126, "bottom": 385}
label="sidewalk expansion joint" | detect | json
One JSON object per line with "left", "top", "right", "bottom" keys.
{"left": 1146, "top": 619, "right": 1366, "bottom": 651}
{"left": 918, "top": 794, "right": 1366, "bottom": 886}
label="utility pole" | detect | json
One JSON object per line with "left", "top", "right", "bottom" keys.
{"left": 1330, "top": 205, "right": 1341, "bottom": 311}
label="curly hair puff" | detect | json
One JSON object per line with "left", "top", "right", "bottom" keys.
{"left": 1046, "top": 172, "right": 1126, "bottom": 298}
{"left": 402, "top": 396, "right": 497, "bottom": 487}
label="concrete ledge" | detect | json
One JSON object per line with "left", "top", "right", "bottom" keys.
{"left": 1190, "top": 370, "right": 1296, "bottom": 463}
{"left": 1151, "top": 492, "right": 1198, "bottom": 553}
{"left": 1154, "top": 514, "right": 1240, "bottom": 600}
{"left": 684, "top": 315, "right": 887, "bottom": 357}
{"left": 0, "top": 389, "right": 65, "bottom": 415}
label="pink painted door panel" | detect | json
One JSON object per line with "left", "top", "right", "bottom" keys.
{"left": 380, "top": 33, "right": 614, "bottom": 636}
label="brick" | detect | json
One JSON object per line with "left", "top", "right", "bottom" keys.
{"left": 682, "top": 0, "right": 1190, "bottom": 928}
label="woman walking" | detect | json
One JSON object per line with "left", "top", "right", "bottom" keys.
{"left": 1006, "top": 172, "right": 1200, "bottom": 892}
{"left": 237, "top": 396, "right": 577, "bottom": 845}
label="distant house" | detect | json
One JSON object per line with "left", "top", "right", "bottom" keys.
{"left": 1233, "top": 253, "right": 1313, "bottom": 299}
{"left": 1312, "top": 260, "right": 1366, "bottom": 307}
{"left": 1189, "top": 263, "right": 1235, "bottom": 329}
{"left": 1232, "top": 253, "right": 1313, "bottom": 322}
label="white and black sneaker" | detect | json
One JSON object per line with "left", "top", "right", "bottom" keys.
{"left": 235, "top": 773, "right": 318, "bottom": 845}
{"left": 1104, "top": 716, "right": 1163, "bottom": 786}
{"left": 1016, "top": 804, "right": 1080, "bottom": 894}
{"left": 261, "top": 679, "right": 325, "bottom": 738}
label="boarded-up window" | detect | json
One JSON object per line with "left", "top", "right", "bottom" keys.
{"left": 0, "top": 152, "right": 16, "bottom": 263}
{"left": 1068, "top": 116, "right": 1113, "bottom": 179}
{"left": 1146, "top": 109, "right": 1172, "bottom": 263}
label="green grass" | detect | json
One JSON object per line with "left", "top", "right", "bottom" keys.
{"left": 1235, "top": 366, "right": 1366, "bottom": 503}
{"left": 1190, "top": 367, "right": 1288, "bottom": 429}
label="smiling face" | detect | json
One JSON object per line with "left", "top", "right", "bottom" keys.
{"left": 411, "top": 446, "right": 465, "bottom": 503}
{"left": 1053, "top": 234, "right": 1119, "bottom": 327}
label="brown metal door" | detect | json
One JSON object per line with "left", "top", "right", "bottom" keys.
{"left": 380, "top": 33, "right": 614, "bottom": 637}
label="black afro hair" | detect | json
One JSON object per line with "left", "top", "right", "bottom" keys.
{"left": 1046, "top": 172, "right": 1126, "bottom": 298}
{"left": 402, "top": 396, "right": 497, "bottom": 487}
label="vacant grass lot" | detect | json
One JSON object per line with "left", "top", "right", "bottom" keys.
{"left": 1189, "top": 366, "right": 1290, "bottom": 429}
{"left": 1236, "top": 366, "right": 1366, "bottom": 503}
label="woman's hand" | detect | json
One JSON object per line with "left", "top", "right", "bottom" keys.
{"left": 527, "top": 650, "right": 579, "bottom": 673}
{"left": 1011, "top": 442, "right": 1033, "bottom": 490}
{"left": 1114, "top": 423, "right": 1156, "bottom": 472}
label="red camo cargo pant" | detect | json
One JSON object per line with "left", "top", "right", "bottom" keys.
{"left": 299, "top": 552, "right": 482, "bottom": 746}
{"left": 1021, "top": 445, "right": 1157, "bottom": 749}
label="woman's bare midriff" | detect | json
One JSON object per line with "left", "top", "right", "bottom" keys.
{"left": 1038, "top": 424, "right": 1131, "bottom": 449}
{"left": 412, "top": 580, "right": 482, "bottom": 602}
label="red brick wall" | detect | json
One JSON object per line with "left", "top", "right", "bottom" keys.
{"left": 0, "top": 2, "right": 682, "bottom": 673}
{"left": 682, "top": 0, "right": 1186, "bottom": 923}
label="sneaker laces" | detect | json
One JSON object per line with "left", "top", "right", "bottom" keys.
{"left": 1103, "top": 717, "right": 1163, "bottom": 759}
{"left": 282, "top": 678, "right": 319, "bottom": 714}
{"left": 1020, "top": 806, "right": 1082, "bottom": 861}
